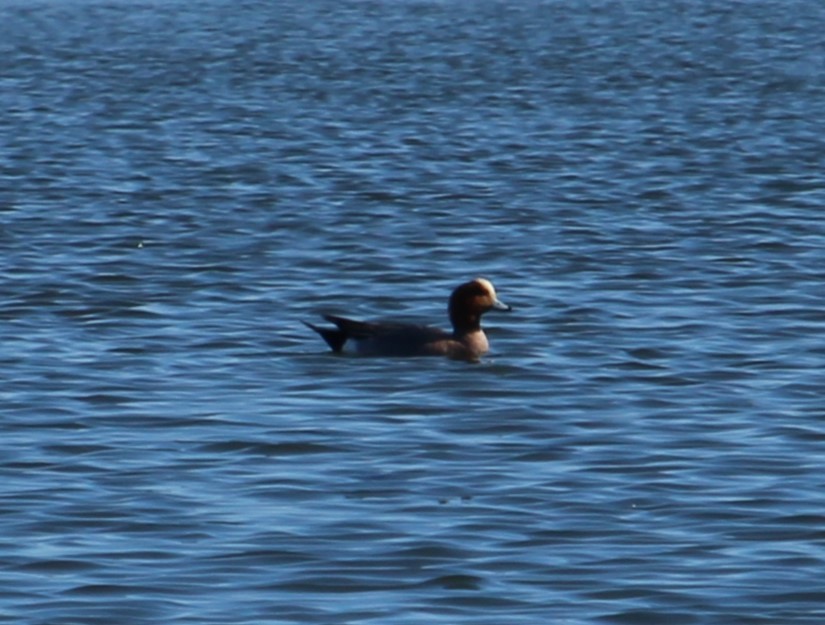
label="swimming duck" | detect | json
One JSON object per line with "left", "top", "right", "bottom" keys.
{"left": 304, "top": 278, "right": 511, "bottom": 361}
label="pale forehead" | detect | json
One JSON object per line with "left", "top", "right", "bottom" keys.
{"left": 473, "top": 277, "right": 496, "bottom": 296}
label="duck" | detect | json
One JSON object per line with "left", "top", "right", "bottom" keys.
{"left": 304, "top": 278, "right": 511, "bottom": 361}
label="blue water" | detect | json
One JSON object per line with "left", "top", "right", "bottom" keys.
{"left": 2, "top": 0, "right": 825, "bottom": 623}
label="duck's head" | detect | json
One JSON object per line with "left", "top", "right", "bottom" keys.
{"left": 448, "top": 278, "right": 511, "bottom": 332}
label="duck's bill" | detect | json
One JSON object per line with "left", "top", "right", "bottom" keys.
{"left": 492, "top": 298, "right": 512, "bottom": 312}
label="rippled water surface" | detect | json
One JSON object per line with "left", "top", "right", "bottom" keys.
{"left": 2, "top": 0, "right": 825, "bottom": 623}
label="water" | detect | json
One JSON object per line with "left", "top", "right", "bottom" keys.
{"left": 2, "top": 0, "right": 825, "bottom": 623}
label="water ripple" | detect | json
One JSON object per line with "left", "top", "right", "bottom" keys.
{"left": 2, "top": 0, "right": 825, "bottom": 623}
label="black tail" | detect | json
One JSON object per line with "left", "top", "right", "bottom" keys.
{"left": 303, "top": 321, "right": 347, "bottom": 353}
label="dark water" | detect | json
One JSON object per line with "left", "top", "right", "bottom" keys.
{"left": 2, "top": 0, "right": 825, "bottom": 622}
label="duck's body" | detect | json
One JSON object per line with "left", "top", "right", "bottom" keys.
{"left": 304, "top": 278, "right": 510, "bottom": 361}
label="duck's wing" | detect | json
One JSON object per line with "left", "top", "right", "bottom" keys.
{"left": 322, "top": 315, "right": 380, "bottom": 340}
{"left": 325, "top": 316, "right": 448, "bottom": 340}
{"left": 305, "top": 315, "right": 386, "bottom": 353}
{"left": 323, "top": 315, "right": 452, "bottom": 356}
{"left": 376, "top": 325, "right": 454, "bottom": 356}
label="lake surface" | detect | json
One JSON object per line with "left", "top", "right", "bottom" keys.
{"left": 2, "top": 0, "right": 825, "bottom": 623}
